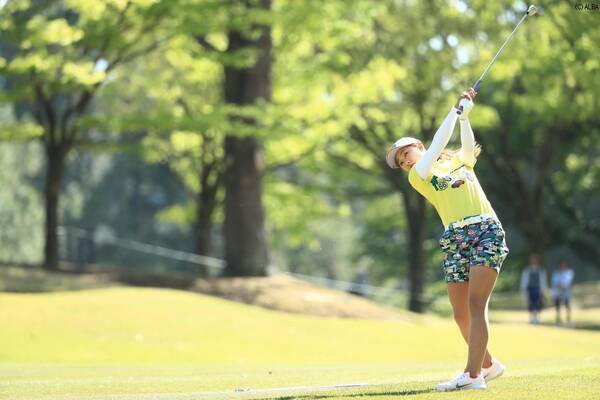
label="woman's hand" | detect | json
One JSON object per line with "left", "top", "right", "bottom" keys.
{"left": 454, "top": 88, "right": 477, "bottom": 109}
{"left": 454, "top": 88, "right": 477, "bottom": 119}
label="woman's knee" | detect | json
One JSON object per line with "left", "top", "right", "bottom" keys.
{"left": 469, "top": 296, "right": 488, "bottom": 315}
{"left": 453, "top": 311, "right": 469, "bottom": 327}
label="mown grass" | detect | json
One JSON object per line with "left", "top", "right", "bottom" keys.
{"left": 1, "top": 287, "right": 599, "bottom": 399}
{"left": 3, "top": 363, "right": 599, "bottom": 399}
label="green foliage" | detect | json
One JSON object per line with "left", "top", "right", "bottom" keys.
{"left": 0, "top": 0, "right": 598, "bottom": 287}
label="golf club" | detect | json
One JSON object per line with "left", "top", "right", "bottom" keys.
{"left": 457, "top": 5, "right": 537, "bottom": 115}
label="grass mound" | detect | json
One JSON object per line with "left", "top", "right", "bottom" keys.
{"left": 193, "top": 274, "right": 410, "bottom": 320}
{"left": 2, "top": 287, "right": 599, "bottom": 364}
{"left": 0, "top": 265, "right": 412, "bottom": 319}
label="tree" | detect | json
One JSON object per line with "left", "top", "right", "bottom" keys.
{"left": 121, "top": 43, "right": 227, "bottom": 268}
{"left": 161, "top": 0, "right": 275, "bottom": 276}
{"left": 0, "top": 0, "right": 174, "bottom": 269}
{"left": 281, "top": 0, "right": 472, "bottom": 312}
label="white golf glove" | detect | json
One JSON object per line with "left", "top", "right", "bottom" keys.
{"left": 455, "top": 98, "right": 473, "bottom": 120}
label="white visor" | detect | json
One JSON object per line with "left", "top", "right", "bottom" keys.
{"left": 385, "top": 137, "right": 421, "bottom": 169}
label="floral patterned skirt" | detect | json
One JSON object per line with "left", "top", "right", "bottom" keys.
{"left": 438, "top": 216, "right": 509, "bottom": 283}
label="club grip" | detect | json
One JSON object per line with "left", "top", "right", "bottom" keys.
{"left": 472, "top": 79, "right": 482, "bottom": 92}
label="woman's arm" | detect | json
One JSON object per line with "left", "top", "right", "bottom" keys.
{"left": 413, "top": 90, "right": 475, "bottom": 179}
{"left": 459, "top": 88, "right": 477, "bottom": 167}
{"left": 458, "top": 118, "right": 477, "bottom": 167}
{"left": 413, "top": 108, "right": 459, "bottom": 179}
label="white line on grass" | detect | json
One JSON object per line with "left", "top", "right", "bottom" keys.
{"left": 235, "top": 382, "right": 369, "bottom": 393}
{"left": 31, "top": 382, "right": 371, "bottom": 400}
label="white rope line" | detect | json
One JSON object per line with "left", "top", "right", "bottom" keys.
{"left": 58, "top": 226, "right": 410, "bottom": 298}
{"left": 58, "top": 226, "right": 225, "bottom": 270}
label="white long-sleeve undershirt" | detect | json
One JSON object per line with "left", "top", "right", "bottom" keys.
{"left": 414, "top": 108, "right": 478, "bottom": 179}
{"left": 459, "top": 118, "right": 476, "bottom": 167}
{"left": 414, "top": 108, "right": 458, "bottom": 179}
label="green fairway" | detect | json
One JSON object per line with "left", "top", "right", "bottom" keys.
{"left": 1, "top": 287, "right": 599, "bottom": 399}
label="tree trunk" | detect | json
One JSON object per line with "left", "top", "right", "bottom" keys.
{"left": 406, "top": 196, "right": 427, "bottom": 312}
{"left": 223, "top": 136, "right": 269, "bottom": 276}
{"left": 43, "top": 145, "right": 67, "bottom": 271}
{"left": 195, "top": 175, "right": 219, "bottom": 276}
{"left": 522, "top": 204, "right": 548, "bottom": 263}
{"left": 385, "top": 166, "right": 429, "bottom": 313}
{"left": 195, "top": 195, "right": 214, "bottom": 257}
{"left": 222, "top": 0, "right": 271, "bottom": 277}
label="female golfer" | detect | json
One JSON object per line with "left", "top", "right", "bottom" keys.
{"left": 386, "top": 89, "right": 509, "bottom": 391}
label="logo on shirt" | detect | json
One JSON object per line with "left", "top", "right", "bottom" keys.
{"left": 430, "top": 165, "right": 474, "bottom": 191}
{"left": 431, "top": 175, "right": 452, "bottom": 191}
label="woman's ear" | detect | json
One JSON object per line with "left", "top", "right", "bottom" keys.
{"left": 416, "top": 142, "right": 425, "bottom": 151}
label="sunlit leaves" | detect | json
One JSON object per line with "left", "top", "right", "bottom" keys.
{"left": 62, "top": 61, "right": 107, "bottom": 86}
{"left": 156, "top": 202, "right": 197, "bottom": 227}
{"left": 264, "top": 179, "right": 331, "bottom": 250}
{"left": 7, "top": 53, "right": 53, "bottom": 73}
{"left": 27, "top": 17, "right": 84, "bottom": 47}
{"left": 328, "top": 57, "right": 407, "bottom": 106}
{"left": 0, "top": 121, "right": 44, "bottom": 140}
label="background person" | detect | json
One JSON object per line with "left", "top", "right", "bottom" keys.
{"left": 520, "top": 254, "right": 548, "bottom": 324}
{"left": 551, "top": 260, "right": 575, "bottom": 327}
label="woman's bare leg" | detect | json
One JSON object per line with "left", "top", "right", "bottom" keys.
{"left": 464, "top": 266, "right": 498, "bottom": 377}
{"left": 446, "top": 282, "right": 493, "bottom": 369}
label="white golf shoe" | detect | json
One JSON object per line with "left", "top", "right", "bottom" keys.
{"left": 436, "top": 371, "right": 486, "bottom": 392}
{"left": 482, "top": 359, "right": 505, "bottom": 382}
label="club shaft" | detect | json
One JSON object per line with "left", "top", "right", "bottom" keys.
{"left": 473, "top": 12, "right": 530, "bottom": 90}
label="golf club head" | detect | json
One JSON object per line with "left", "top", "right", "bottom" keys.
{"left": 527, "top": 5, "right": 537, "bottom": 16}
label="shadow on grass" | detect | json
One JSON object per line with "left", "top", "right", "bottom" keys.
{"left": 528, "top": 321, "right": 600, "bottom": 332}
{"left": 574, "top": 324, "right": 600, "bottom": 331}
{"left": 487, "top": 318, "right": 600, "bottom": 332}
{"left": 263, "top": 388, "right": 435, "bottom": 400}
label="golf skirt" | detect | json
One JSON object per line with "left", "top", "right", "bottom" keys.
{"left": 438, "top": 215, "right": 509, "bottom": 283}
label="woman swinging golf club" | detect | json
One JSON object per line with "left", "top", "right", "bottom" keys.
{"left": 386, "top": 89, "right": 509, "bottom": 391}
{"left": 386, "top": 4, "right": 538, "bottom": 389}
